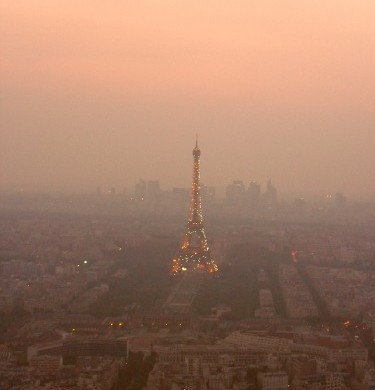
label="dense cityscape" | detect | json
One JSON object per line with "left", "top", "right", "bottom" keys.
{"left": 2, "top": 1, "right": 375, "bottom": 389}
{"left": 0, "top": 141, "right": 374, "bottom": 390}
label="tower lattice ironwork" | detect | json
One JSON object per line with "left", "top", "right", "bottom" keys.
{"left": 172, "top": 138, "right": 218, "bottom": 274}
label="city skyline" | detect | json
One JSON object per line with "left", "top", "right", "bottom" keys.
{"left": 0, "top": 175, "right": 360, "bottom": 202}
{"left": 1, "top": 2, "right": 375, "bottom": 389}
{"left": 1, "top": 1, "right": 375, "bottom": 200}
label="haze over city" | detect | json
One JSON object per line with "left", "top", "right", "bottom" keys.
{"left": 1, "top": 1, "right": 375, "bottom": 199}
{"left": 2, "top": 2, "right": 375, "bottom": 390}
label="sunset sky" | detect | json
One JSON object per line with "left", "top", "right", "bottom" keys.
{"left": 1, "top": 1, "right": 374, "bottom": 199}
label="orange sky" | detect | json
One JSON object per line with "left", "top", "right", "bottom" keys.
{"left": 1, "top": 1, "right": 375, "bottom": 198}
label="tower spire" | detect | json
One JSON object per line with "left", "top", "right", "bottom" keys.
{"left": 196, "top": 133, "right": 198, "bottom": 148}
{"left": 171, "top": 140, "right": 218, "bottom": 275}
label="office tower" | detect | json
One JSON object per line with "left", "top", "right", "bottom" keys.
{"left": 135, "top": 179, "right": 147, "bottom": 201}
{"left": 147, "top": 180, "right": 161, "bottom": 200}
{"left": 226, "top": 180, "right": 246, "bottom": 205}
{"left": 263, "top": 179, "right": 277, "bottom": 207}
{"left": 248, "top": 181, "right": 261, "bottom": 206}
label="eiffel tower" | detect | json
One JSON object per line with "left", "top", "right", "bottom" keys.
{"left": 172, "top": 138, "right": 218, "bottom": 274}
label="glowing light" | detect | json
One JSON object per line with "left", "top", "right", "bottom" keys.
{"left": 171, "top": 141, "right": 218, "bottom": 275}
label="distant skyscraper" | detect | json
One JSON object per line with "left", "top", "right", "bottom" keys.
{"left": 226, "top": 180, "right": 246, "bottom": 205}
{"left": 172, "top": 139, "right": 218, "bottom": 274}
{"left": 147, "top": 180, "right": 161, "bottom": 200}
{"left": 199, "top": 184, "right": 216, "bottom": 204}
{"left": 135, "top": 179, "right": 147, "bottom": 200}
{"left": 262, "top": 179, "right": 277, "bottom": 207}
{"left": 207, "top": 186, "right": 216, "bottom": 202}
{"left": 248, "top": 181, "right": 261, "bottom": 206}
{"left": 200, "top": 183, "right": 208, "bottom": 199}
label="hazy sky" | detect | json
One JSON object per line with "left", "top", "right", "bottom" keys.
{"left": 1, "top": 1, "right": 375, "bottom": 199}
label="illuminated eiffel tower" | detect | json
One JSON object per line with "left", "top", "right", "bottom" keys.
{"left": 172, "top": 138, "right": 218, "bottom": 274}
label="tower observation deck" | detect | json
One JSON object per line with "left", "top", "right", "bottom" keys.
{"left": 172, "top": 139, "right": 218, "bottom": 274}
